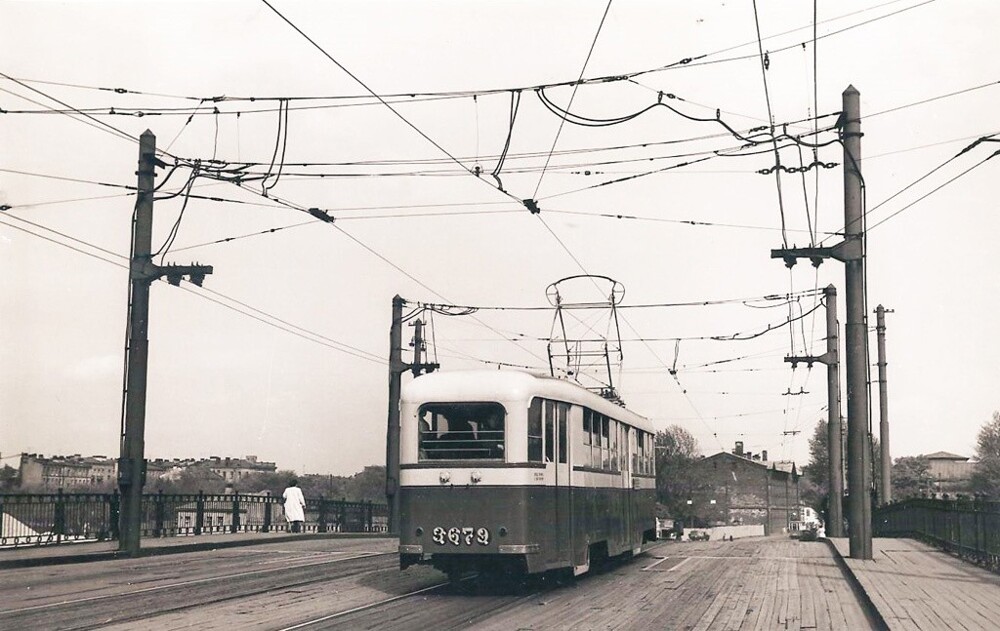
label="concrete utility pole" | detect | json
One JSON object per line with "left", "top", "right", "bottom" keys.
{"left": 876, "top": 304, "right": 892, "bottom": 505}
{"left": 783, "top": 285, "right": 843, "bottom": 537}
{"left": 826, "top": 287, "right": 845, "bottom": 537}
{"left": 771, "top": 86, "right": 871, "bottom": 559}
{"left": 119, "top": 131, "right": 213, "bottom": 556}
{"left": 841, "top": 87, "right": 873, "bottom": 559}
{"left": 386, "top": 299, "right": 440, "bottom": 534}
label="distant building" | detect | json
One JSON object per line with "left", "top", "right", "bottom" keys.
{"left": 686, "top": 444, "right": 801, "bottom": 535}
{"left": 17, "top": 453, "right": 276, "bottom": 490}
{"left": 18, "top": 454, "right": 116, "bottom": 489}
{"left": 924, "top": 451, "right": 975, "bottom": 494}
{"left": 203, "top": 455, "right": 276, "bottom": 482}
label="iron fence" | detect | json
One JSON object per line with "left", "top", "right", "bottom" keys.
{"left": 0, "top": 490, "right": 388, "bottom": 548}
{"left": 874, "top": 497, "right": 1000, "bottom": 572}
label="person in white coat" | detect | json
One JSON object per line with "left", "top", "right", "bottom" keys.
{"left": 282, "top": 479, "right": 306, "bottom": 533}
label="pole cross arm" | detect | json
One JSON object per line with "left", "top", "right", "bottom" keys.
{"left": 785, "top": 351, "right": 836, "bottom": 368}
{"left": 131, "top": 259, "right": 214, "bottom": 286}
{"left": 770, "top": 238, "right": 863, "bottom": 268}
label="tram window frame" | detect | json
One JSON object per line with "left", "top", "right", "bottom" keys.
{"left": 528, "top": 398, "right": 543, "bottom": 463}
{"left": 582, "top": 409, "right": 592, "bottom": 446}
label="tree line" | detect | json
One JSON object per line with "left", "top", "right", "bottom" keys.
{"left": 649, "top": 409, "right": 1000, "bottom": 524}
{"left": 801, "top": 410, "right": 1000, "bottom": 509}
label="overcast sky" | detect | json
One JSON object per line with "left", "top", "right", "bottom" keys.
{"left": 2, "top": 0, "right": 998, "bottom": 476}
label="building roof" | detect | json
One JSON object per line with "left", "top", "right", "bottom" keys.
{"left": 698, "top": 451, "right": 798, "bottom": 476}
{"left": 924, "top": 451, "right": 969, "bottom": 461}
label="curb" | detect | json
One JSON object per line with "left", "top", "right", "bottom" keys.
{"left": 822, "top": 538, "right": 889, "bottom": 631}
{"left": 0, "top": 532, "right": 392, "bottom": 570}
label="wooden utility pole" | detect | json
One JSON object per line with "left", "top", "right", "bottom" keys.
{"left": 119, "top": 131, "right": 213, "bottom": 556}
{"left": 771, "top": 86, "right": 871, "bottom": 558}
{"left": 876, "top": 304, "right": 892, "bottom": 505}
{"left": 385, "top": 295, "right": 405, "bottom": 535}
{"left": 386, "top": 300, "right": 440, "bottom": 535}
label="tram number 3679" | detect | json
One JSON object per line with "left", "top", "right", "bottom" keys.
{"left": 431, "top": 526, "right": 491, "bottom": 546}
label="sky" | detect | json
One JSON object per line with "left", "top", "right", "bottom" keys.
{"left": 2, "top": 0, "right": 998, "bottom": 477}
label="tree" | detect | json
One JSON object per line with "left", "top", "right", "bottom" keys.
{"left": 801, "top": 417, "right": 882, "bottom": 511}
{"left": 891, "top": 456, "right": 933, "bottom": 500}
{"left": 654, "top": 426, "right": 700, "bottom": 521}
{"left": 0, "top": 464, "right": 18, "bottom": 490}
{"left": 342, "top": 466, "right": 386, "bottom": 502}
{"left": 801, "top": 419, "right": 830, "bottom": 511}
{"left": 238, "top": 469, "right": 303, "bottom": 497}
{"left": 970, "top": 411, "right": 1000, "bottom": 498}
{"left": 149, "top": 464, "right": 227, "bottom": 494}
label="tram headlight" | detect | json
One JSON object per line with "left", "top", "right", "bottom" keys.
{"left": 439, "top": 471, "right": 451, "bottom": 484}
{"left": 470, "top": 470, "right": 482, "bottom": 484}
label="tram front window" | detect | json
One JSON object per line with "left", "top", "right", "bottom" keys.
{"left": 418, "top": 402, "right": 505, "bottom": 461}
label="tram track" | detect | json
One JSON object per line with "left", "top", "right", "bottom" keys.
{"left": 279, "top": 546, "right": 672, "bottom": 631}
{"left": 277, "top": 575, "right": 559, "bottom": 631}
{"left": 0, "top": 551, "right": 400, "bottom": 630}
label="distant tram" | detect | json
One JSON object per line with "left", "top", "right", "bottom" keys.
{"left": 398, "top": 370, "right": 657, "bottom": 579}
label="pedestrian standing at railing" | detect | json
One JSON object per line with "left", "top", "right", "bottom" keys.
{"left": 282, "top": 479, "right": 306, "bottom": 533}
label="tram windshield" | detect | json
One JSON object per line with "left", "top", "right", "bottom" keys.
{"left": 418, "top": 402, "right": 505, "bottom": 461}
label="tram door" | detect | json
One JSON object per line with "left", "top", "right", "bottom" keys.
{"left": 546, "top": 401, "right": 572, "bottom": 563}
{"left": 626, "top": 426, "right": 637, "bottom": 546}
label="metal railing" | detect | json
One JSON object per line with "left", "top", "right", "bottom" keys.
{"left": 0, "top": 490, "right": 388, "bottom": 548}
{"left": 874, "top": 497, "right": 1000, "bottom": 572}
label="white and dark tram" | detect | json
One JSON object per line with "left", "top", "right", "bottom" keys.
{"left": 398, "top": 370, "right": 657, "bottom": 578}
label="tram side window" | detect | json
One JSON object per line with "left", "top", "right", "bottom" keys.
{"left": 635, "top": 432, "right": 643, "bottom": 475}
{"left": 558, "top": 403, "right": 568, "bottom": 464}
{"left": 528, "top": 398, "right": 543, "bottom": 462}
{"left": 582, "top": 409, "right": 593, "bottom": 468}
{"left": 544, "top": 400, "right": 555, "bottom": 462}
{"left": 601, "top": 415, "right": 610, "bottom": 469}
{"left": 590, "top": 412, "right": 601, "bottom": 469}
{"left": 645, "top": 432, "right": 652, "bottom": 475}
{"left": 609, "top": 420, "right": 619, "bottom": 472}
{"left": 632, "top": 430, "right": 646, "bottom": 474}
{"left": 418, "top": 402, "right": 506, "bottom": 461}
{"left": 646, "top": 434, "right": 656, "bottom": 475}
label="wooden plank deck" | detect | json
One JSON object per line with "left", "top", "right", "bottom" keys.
{"left": 831, "top": 538, "right": 1000, "bottom": 630}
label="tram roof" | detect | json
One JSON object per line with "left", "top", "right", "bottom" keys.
{"left": 402, "top": 369, "right": 654, "bottom": 433}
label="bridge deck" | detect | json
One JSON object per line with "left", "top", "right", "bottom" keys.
{"left": 832, "top": 538, "right": 1000, "bottom": 631}
{"left": 0, "top": 534, "right": 880, "bottom": 630}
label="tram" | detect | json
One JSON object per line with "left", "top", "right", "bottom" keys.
{"left": 398, "top": 370, "right": 657, "bottom": 578}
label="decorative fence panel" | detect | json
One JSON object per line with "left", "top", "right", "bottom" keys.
{"left": 875, "top": 497, "right": 1000, "bottom": 572}
{"left": 0, "top": 491, "right": 388, "bottom": 548}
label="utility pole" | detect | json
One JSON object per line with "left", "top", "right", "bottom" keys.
{"left": 386, "top": 295, "right": 405, "bottom": 535}
{"left": 782, "top": 285, "right": 843, "bottom": 537}
{"left": 119, "top": 131, "right": 213, "bottom": 556}
{"left": 386, "top": 299, "right": 440, "bottom": 535}
{"left": 771, "top": 86, "right": 871, "bottom": 559}
{"left": 876, "top": 304, "right": 893, "bottom": 505}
